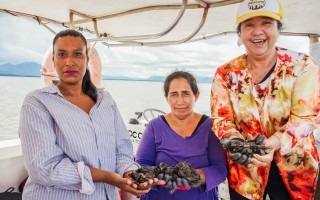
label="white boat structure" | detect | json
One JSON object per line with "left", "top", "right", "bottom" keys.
{"left": 0, "top": 0, "right": 320, "bottom": 197}
{"left": 1, "top": 0, "right": 320, "bottom": 46}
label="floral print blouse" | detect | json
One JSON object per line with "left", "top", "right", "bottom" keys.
{"left": 211, "top": 47, "right": 319, "bottom": 200}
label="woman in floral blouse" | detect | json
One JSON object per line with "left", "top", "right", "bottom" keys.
{"left": 211, "top": 0, "right": 319, "bottom": 199}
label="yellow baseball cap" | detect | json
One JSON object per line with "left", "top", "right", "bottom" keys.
{"left": 236, "top": 0, "right": 284, "bottom": 24}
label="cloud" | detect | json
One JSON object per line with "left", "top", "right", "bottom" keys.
{"left": 277, "top": 35, "right": 308, "bottom": 53}
{"left": 97, "top": 35, "right": 246, "bottom": 78}
{"left": 0, "top": 14, "right": 54, "bottom": 65}
{"left": 0, "top": 15, "right": 54, "bottom": 64}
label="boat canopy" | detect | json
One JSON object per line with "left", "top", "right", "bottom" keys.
{"left": 1, "top": 0, "right": 319, "bottom": 46}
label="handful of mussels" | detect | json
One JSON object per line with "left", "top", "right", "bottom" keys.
{"left": 220, "top": 134, "right": 266, "bottom": 165}
{"left": 129, "top": 162, "right": 201, "bottom": 194}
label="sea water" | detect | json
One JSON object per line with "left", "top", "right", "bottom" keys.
{"left": 0, "top": 76, "right": 212, "bottom": 141}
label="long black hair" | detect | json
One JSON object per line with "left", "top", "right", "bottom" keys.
{"left": 53, "top": 29, "right": 97, "bottom": 102}
{"left": 163, "top": 70, "right": 199, "bottom": 97}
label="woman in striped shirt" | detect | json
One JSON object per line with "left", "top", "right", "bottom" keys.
{"left": 19, "top": 29, "right": 156, "bottom": 200}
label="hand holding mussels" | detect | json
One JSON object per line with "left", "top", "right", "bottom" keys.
{"left": 129, "top": 162, "right": 201, "bottom": 194}
{"left": 220, "top": 134, "right": 266, "bottom": 165}
{"left": 129, "top": 166, "right": 156, "bottom": 184}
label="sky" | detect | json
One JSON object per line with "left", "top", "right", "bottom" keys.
{"left": 0, "top": 13, "right": 310, "bottom": 78}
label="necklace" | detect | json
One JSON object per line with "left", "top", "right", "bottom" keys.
{"left": 247, "top": 54, "right": 277, "bottom": 84}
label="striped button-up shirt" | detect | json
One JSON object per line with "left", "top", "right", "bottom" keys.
{"left": 19, "top": 83, "right": 139, "bottom": 200}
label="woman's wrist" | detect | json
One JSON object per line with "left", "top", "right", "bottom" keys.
{"left": 90, "top": 167, "right": 119, "bottom": 185}
{"left": 269, "top": 134, "right": 281, "bottom": 151}
{"left": 195, "top": 169, "right": 206, "bottom": 185}
{"left": 104, "top": 171, "right": 121, "bottom": 185}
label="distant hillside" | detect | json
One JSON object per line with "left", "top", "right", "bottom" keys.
{"left": 103, "top": 75, "right": 212, "bottom": 83}
{"left": 146, "top": 76, "right": 165, "bottom": 82}
{"left": 102, "top": 75, "right": 145, "bottom": 81}
{"left": 0, "top": 62, "right": 41, "bottom": 77}
{"left": 0, "top": 62, "right": 212, "bottom": 83}
{"left": 197, "top": 76, "right": 212, "bottom": 83}
{"left": 102, "top": 75, "right": 163, "bottom": 82}
{"left": 145, "top": 75, "right": 212, "bottom": 83}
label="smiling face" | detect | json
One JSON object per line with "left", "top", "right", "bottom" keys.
{"left": 166, "top": 78, "right": 199, "bottom": 120}
{"left": 240, "top": 16, "right": 279, "bottom": 59}
{"left": 53, "top": 36, "right": 88, "bottom": 85}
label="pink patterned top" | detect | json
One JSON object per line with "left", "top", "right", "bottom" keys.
{"left": 211, "top": 47, "right": 319, "bottom": 200}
